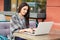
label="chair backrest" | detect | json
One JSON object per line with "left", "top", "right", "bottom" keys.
{"left": 0, "top": 22, "right": 10, "bottom": 36}
{"left": 0, "top": 22, "right": 10, "bottom": 29}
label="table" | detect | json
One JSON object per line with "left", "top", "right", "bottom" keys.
{"left": 13, "top": 33, "right": 60, "bottom": 40}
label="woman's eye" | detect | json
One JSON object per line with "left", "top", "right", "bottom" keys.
{"left": 24, "top": 9, "right": 26, "bottom": 10}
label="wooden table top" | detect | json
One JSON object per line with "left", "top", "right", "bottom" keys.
{"left": 13, "top": 32, "right": 60, "bottom": 40}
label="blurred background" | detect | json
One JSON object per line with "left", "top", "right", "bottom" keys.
{"left": 0, "top": 0, "right": 46, "bottom": 22}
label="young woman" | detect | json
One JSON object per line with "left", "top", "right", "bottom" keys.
{"left": 10, "top": 2, "right": 34, "bottom": 35}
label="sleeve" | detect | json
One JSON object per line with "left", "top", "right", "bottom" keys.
{"left": 10, "top": 15, "right": 22, "bottom": 33}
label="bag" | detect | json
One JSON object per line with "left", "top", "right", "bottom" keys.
{"left": 0, "top": 35, "right": 8, "bottom": 40}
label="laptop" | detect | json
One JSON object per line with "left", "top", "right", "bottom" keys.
{"left": 24, "top": 22, "right": 53, "bottom": 36}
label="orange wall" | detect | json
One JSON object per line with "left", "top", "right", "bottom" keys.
{"left": 46, "top": 0, "right": 60, "bottom": 22}
{"left": 0, "top": 0, "right": 4, "bottom": 11}
{"left": 46, "top": 0, "right": 60, "bottom": 34}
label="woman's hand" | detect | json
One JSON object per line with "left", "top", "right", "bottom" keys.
{"left": 18, "top": 29, "right": 26, "bottom": 33}
{"left": 18, "top": 28, "right": 37, "bottom": 33}
{"left": 25, "top": 28, "right": 33, "bottom": 33}
{"left": 33, "top": 28, "right": 36, "bottom": 31}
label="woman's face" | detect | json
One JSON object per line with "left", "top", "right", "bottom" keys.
{"left": 20, "top": 6, "right": 28, "bottom": 16}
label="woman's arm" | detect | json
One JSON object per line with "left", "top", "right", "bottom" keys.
{"left": 10, "top": 15, "right": 22, "bottom": 33}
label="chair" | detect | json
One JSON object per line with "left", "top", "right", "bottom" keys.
{"left": 0, "top": 22, "right": 10, "bottom": 36}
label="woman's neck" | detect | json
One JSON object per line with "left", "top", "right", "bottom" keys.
{"left": 19, "top": 13, "right": 24, "bottom": 19}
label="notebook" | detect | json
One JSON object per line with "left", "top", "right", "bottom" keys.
{"left": 24, "top": 22, "right": 53, "bottom": 36}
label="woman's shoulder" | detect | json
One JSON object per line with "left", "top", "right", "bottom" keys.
{"left": 11, "top": 15, "right": 16, "bottom": 19}
{"left": 12, "top": 13, "right": 18, "bottom": 18}
{"left": 12, "top": 15, "right": 16, "bottom": 18}
{"left": 11, "top": 14, "right": 18, "bottom": 20}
